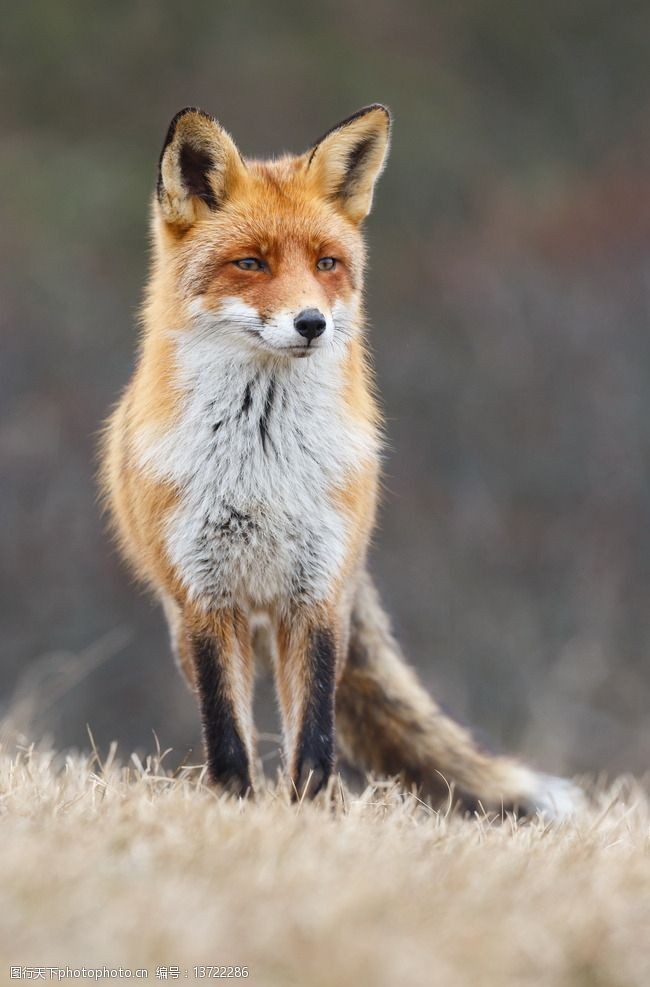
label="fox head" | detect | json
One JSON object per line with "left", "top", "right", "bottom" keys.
{"left": 152, "top": 104, "right": 391, "bottom": 358}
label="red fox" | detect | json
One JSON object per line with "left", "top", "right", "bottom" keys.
{"left": 101, "top": 104, "right": 580, "bottom": 814}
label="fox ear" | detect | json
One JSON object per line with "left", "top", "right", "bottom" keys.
{"left": 306, "top": 104, "right": 391, "bottom": 223}
{"left": 156, "top": 107, "right": 245, "bottom": 228}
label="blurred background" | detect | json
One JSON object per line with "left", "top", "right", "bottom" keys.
{"left": 2, "top": 0, "right": 650, "bottom": 779}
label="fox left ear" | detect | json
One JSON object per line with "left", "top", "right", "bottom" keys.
{"left": 156, "top": 107, "right": 245, "bottom": 229}
{"left": 306, "top": 104, "right": 391, "bottom": 224}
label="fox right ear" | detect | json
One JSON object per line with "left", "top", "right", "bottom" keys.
{"left": 156, "top": 108, "right": 245, "bottom": 229}
{"left": 306, "top": 104, "right": 391, "bottom": 224}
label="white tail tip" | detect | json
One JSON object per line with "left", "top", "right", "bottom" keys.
{"left": 525, "top": 772, "right": 586, "bottom": 820}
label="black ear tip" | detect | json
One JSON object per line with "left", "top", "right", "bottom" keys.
{"left": 366, "top": 102, "right": 392, "bottom": 121}
{"left": 160, "top": 106, "right": 216, "bottom": 155}
{"left": 169, "top": 105, "right": 215, "bottom": 128}
{"left": 352, "top": 103, "right": 392, "bottom": 130}
{"left": 310, "top": 103, "right": 392, "bottom": 155}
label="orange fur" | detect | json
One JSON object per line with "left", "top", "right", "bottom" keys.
{"left": 100, "top": 105, "right": 581, "bottom": 816}
{"left": 100, "top": 104, "right": 391, "bottom": 799}
{"left": 102, "top": 110, "right": 387, "bottom": 610}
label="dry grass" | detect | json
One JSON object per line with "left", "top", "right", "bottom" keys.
{"left": 0, "top": 745, "right": 648, "bottom": 987}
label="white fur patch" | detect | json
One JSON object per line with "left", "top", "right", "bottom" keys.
{"left": 526, "top": 772, "right": 585, "bottom": 820}
{"left": 503, "top": 765, "right": 585, "bottom": 820}
{"left": 135, "top": 297, "right": 378, "bottom": 611}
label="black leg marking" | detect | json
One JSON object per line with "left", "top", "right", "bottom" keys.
{"left": 259, "top": 376, "right": 276, "bottom": 454}
{"left": 293, "top": 627, "right": 336, "bottom": 800}
{"left": 190, "top": 631, "right": 252, "bottom": 796}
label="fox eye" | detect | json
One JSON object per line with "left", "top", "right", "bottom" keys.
{"left": 234, "top": 258, "right": 265, "bottom": 271}
{"left": 316, "top": 257, "right": 337, "bottom": 272}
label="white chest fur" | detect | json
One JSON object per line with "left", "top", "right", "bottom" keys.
{"left": 135, "top": 327, "right": 378, "bottom": 610}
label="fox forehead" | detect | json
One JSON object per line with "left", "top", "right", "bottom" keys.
{"left": 170, "top": 158, "right": 365, "bottom": 300}
{"left": 171, "top": 156, "right": 360, "bottom": 247}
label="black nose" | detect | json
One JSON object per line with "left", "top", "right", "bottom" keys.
{"left": 294, "top": 308, "right": 326, "bottom": 342}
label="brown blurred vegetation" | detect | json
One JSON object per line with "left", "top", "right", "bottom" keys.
{"left": 2, "top": 1, "right": 650, "bottom": 777}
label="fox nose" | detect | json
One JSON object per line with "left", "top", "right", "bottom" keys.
{"left": 294, "top": 308, "right": 326, "bottom": 342}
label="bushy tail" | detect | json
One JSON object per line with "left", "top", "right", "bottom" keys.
{"left": 336, "top": 571, "right": 581, "bottom": 817}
